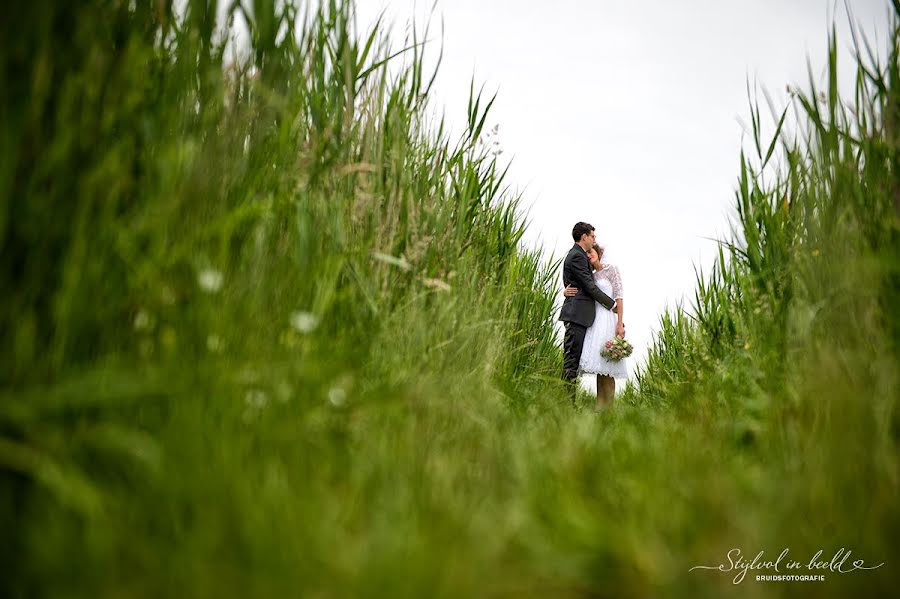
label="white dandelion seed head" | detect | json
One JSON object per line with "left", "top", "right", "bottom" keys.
{"left": 197, "top": 268, "right": 224, "bottom": 293}
{"left": 290, "top": 311, "right": 319, "bottom": 333}
{"left": 328, "top": 387, "right": 347, "bottom": 407}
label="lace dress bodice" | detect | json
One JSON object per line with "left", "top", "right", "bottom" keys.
{"left": 593, "top": 264, "right": 623, "bottom": 300}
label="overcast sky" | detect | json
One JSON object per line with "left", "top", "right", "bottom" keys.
{"left": 351, "top": 1, "right": 891, "bottom": 385}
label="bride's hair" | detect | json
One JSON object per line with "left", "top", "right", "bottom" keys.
{"left": 592, "top": 243, "right": 604, "bottom": 261}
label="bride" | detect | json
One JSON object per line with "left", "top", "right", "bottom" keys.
{"left": 563, "top": 243, "right": 626, "bottom": 409}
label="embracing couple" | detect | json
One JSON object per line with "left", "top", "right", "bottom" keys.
{"left": 559, "top": 221, "right": 627, "bottom": 409}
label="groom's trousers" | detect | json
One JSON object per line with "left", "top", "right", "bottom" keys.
{"left": 562, "top": 321, "right": 588, "bottom": 391}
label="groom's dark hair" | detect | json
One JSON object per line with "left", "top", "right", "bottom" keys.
{"left": 571, "top": 222, "right": 594, "bottom": 242}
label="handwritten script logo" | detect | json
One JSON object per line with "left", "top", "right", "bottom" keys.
{"left": 689, "top": 548, "right": 883, "bottom": 584}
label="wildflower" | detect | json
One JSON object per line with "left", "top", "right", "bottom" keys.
{"left": 328, "top": 387, "right": 347, "bottom": 407}
{"left": 290, "top": 311, "right": 318, "bottom": 333}
{"left": 197, "top": 268, "right": 223, "bottom": 293}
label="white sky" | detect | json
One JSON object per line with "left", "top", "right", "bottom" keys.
{"left": 352, "top": 1, "right": 891, "bottom": 386}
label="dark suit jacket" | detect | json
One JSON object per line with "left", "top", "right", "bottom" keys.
{"left": 559, "top": 243, "right": 616, "bottom": 327}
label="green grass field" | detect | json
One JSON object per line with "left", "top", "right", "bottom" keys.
{"left": 2, "top": 1, "right": 898, "bottom": 597}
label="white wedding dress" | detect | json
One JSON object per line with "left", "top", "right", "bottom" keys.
{"left": 579, "top": 263, "right": 628, "bottom": 378}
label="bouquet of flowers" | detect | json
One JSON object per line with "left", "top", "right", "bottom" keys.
{"left": 601, "top": 337, "right": 633, "bottom": 362}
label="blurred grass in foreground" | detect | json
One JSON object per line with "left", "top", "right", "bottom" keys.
{"left": 1, "top": 1, "right": 898, "bottom": 597}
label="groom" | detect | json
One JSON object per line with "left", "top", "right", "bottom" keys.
{"left": 559, "top": 222, "right": 618, "bottom": 397}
